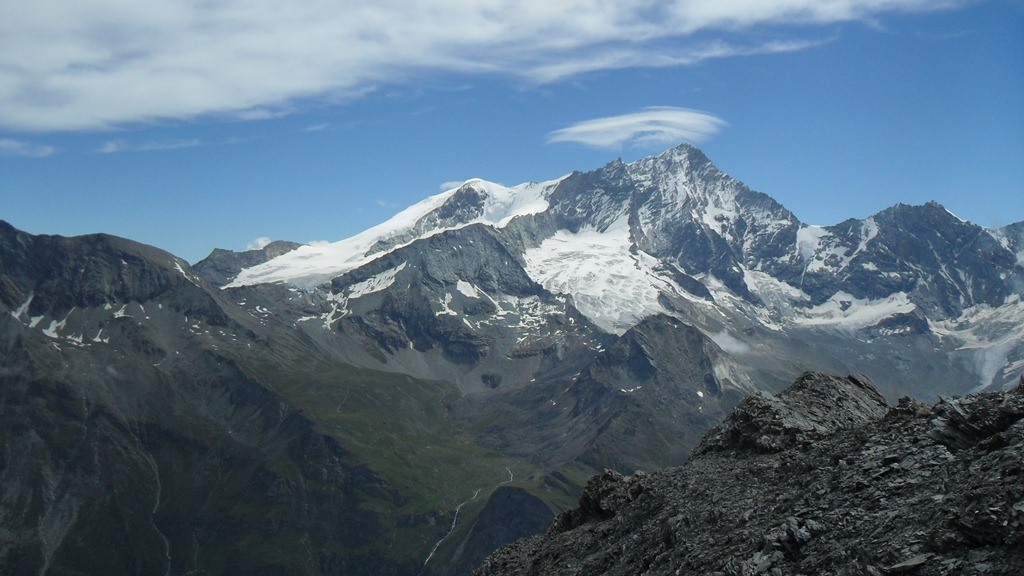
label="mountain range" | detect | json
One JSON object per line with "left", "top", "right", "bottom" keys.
{"left": 1, "top": 143, "right": 1021, "bottom": 574}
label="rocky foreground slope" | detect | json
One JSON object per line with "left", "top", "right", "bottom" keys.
{"left": 476, "top": 373, "right": 1024, "bottom": 576}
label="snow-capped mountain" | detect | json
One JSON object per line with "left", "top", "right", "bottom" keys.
{"left": 227, "top": 177, "right": 563, "bottom": 288}
{"left": 4, "top": 143, "right": 1021, "bottom": 576}
{"left": 223, "top": 143, "right": 1024, "bottom": 396}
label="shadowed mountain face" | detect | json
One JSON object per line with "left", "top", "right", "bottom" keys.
{"left": 1, "top": 144, "right": 1021, "bottom": 575}
{"left": 0, "top": 223, "right": 420, "bottom": 575}
{"left": 476, "top": 373, "right": 1024, "bottom": 576}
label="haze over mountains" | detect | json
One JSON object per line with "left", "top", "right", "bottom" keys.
{"left": 2, "top": 144, "right": 1021, "bottom": 575}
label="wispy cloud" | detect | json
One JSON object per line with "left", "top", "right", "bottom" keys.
{"left": 245, "top": 236, "right": 272, "bottom": 251}
{"left": 548, "top": 107, "right": 727, "bottom": 149}
{"left": 0, "top": 0, "right": 967, "bottom": 132}
{"left": 527, "top": 38, "right": 830, "bottom": 83}
{"left": 0, "top": 138, "right": 56, "bottom": 157}
{"left": 439, "top": 180, "right": 467, "bottom": 192}
{"left": 98, "top": 138, "right": 202, "bottom": 154}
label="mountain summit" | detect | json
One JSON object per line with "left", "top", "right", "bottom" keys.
{"left": 221, "top": 143, "right": 1024, "bottom": 396}
{"left": 2, "top": 144, "right": 1021, "bottom": 575}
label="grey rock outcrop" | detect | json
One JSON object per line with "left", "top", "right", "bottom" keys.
{"left": 476, "top": 373, "right": 1024, "bottom": 576}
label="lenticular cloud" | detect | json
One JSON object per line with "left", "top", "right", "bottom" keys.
{"left": 547, "top": 107, "right": 727, "bottom": 149}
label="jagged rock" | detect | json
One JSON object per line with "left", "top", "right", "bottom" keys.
{"left": 696, "top": 372, "right": 889, "bottom": 455}
{"left": 884, "top": 553, "right": 932, "bottom": 574}
{"left": 549, "top": 470, "right": 647, "bottom": 533}
{"left": 475, "top": 373, "right": 1024, "bottom": 576}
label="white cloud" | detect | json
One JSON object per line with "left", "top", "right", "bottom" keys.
{"left": 527, "top": 37, "right": 829, "bottom": 83}
{"left": 0, "top": 0, "right": 965, "bottom": 132}
{"left": 97, "top": 138, "right": 202, "bottom": 154}
{"left": 439, "top": 180, "right": 467, "bottom": 191}
{"left": 0, "top": 138, "right": 56, "bottom": 157}
{"left": 547, "top": 107, "right": 727, "bottom": 149}
{"left": 245, "top": 236, "right": 273, "bottom": 251}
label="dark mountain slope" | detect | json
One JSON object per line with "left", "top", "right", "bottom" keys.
{"left": 476, "top": 373, "right": 1024, "bottom": 576}
{"left": 0, "top": 223, "right": 520, "bottom": 575}
{"left": 3, "top": 142, "right": 1022, "bottom": 575}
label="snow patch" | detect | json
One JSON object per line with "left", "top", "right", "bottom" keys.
{"left": 930, "top": 295, "right": 1024, "bottom": 390}
{"left": 855, "top": 218, "right": 879, "bottom": 256}
{"left": 173, "top": 261, "right": 199, "bottom": 286}
{"left": 456, "top": 280, "right": 481, "bottom": 299}
{"left": 41, "top": 309, "right": 74, "bottom": 339}
{"left": 10, "top": 292, "right": 33, "bottom": 320}
{"left": 793, "top": 292, "right": 915, "bottom": 330}
{"left": 345, "top": 262, "right": 407, "bottom": 300}
{"left": 971, "top": 339, "right": 1016, "bottom": 392}
{"left": 438, "top": 293, "right": 457, "bottom": 316}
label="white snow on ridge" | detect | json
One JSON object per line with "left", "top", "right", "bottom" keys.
{"left": 470, "top": 178, "right": 554, "bottom": 227}
{"left": 344, "top": 262, "right": 407, "bottom": 300}
{"left": 855, "top": 218, "right": 879, "bottom": 256}
{"left": 320, "top": 262, "right": 408, "bottom": 325}
{"left": 228, "top": 189, "right": 458, "bottom": 288}
{"left": 227, "top": 177, "right": 565, "bottom": 288}
{"left": 173, "top": 260, "right": 200, "bottom": 286}
{"left": 792, "top": 291, "right": 915, "bottom": 330}
{"left": 795, "top": 220, "right": 879, "bottom": 274}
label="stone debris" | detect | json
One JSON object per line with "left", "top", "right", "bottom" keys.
{"left": 475, "top": 373, "right": 1024, "bottom": 576}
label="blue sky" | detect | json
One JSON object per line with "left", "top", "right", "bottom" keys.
{"left": 1, "top": 0, "right": 1021, "bottom": 263}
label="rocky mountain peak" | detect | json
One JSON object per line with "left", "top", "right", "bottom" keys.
{"left": 649, "top": 142, "right": 711, "bottom": 169}
{"left": 695, "top": 372, "right": 889, "bottom": 455}
{"left": 475, "top": 375, "right": 1024, "bottom": 576}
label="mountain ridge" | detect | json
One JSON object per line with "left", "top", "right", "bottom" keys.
{"left": 210, "top": 143, "right": 1023, "bottom": 394}
{"left": 475, "top": 372, "right": 1024, "bottom": 576}
{"left": 1, "top": 143, "right": 1021, "bottom": 575}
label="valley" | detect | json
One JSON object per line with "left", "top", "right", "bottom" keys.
{"left": 1, "top": 144, "right": 1021, "bottom": 574}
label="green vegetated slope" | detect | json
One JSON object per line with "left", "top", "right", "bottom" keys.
{"left": 0, "top": 222, "right": 573, "bottom": 575}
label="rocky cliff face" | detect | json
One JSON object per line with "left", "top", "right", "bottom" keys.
{"left": 475, "top": 373, "right": 1024, "bottom": 576}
